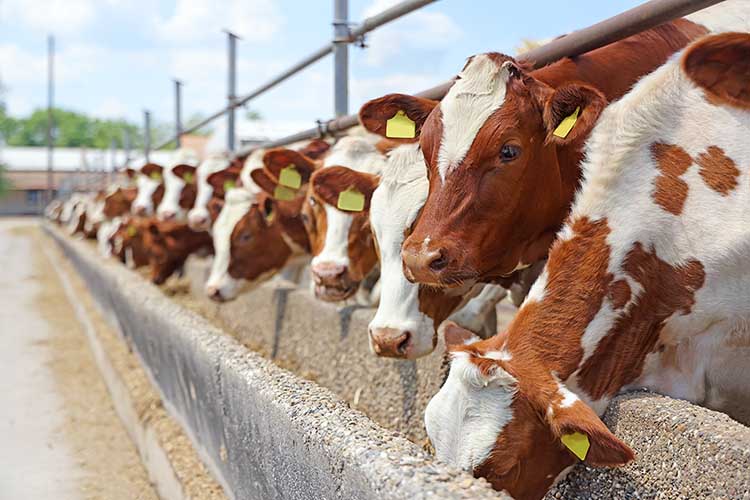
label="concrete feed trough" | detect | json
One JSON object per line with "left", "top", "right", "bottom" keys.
{"left": 47, "top": 225, "right": 750, "bottom": 500}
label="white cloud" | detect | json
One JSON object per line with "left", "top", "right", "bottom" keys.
{"left": 351, "top": 72, "right": 439, "bottom": 105}
{"left": 0, "top": 0, "right": 97, "bottom": 34}
{"left": 0, "top": 42, "right": 107, "bottom": 86}
{"left": 93, "top": 97, "right": 130, "bottom": 119}
{"left": 157, "top": 0, "right": 283, "bottom": 43}
{"left": 360, "top": 0, "right": 462, "bottom": 67}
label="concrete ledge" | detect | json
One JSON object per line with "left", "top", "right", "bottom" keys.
{"left": 45, "top": 224, "right": 500, "bottom": 500}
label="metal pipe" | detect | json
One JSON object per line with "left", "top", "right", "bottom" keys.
{"left": 174, "top": 79, "right": 183, "bottom": 148}
{"left": 226, "top": 31, "right": 239, "bottom": 152}
{"left": 333, "top": 0, "right": 349, "bottom": 116}
{"left": 152, "top": 0, "right": 439, "bottom": 150}
{"left": 46, "top": 35, "right": 54, "bottom": 205}
{"left": 123, "top": 128, "right": 132, "bottom": 166}
{"left": 143, "top": 110, "right": 151, "bottom": 162}
{"left": 249, "top": 0, "right": 724, "bottom": 152}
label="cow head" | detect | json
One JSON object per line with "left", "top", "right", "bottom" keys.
{"left": 104, "top": 186, "right": 137, "bottom": 218}
{"left": 307, "top": 165, "right": 379, "bottom": 302}
{"left": 132, "top": 163, "right": 165, "bottom": 216}
{"left": 110, "top": 217, "right": 150, "bottom": 269}
{"left": 399, "top": 53, "right": 606, "bottom": 287}
{"left": 426, "top": 337, "right": 633, "bottom": 500}
{"left": 187, "top": 155, "right": 232, "bottom": 231}
{"left": 157, "top": 164, "right": 197, "bottom": 221}
{"left": 143, "top": 220, "right": 211, "bottom": 285}
{"left": 357, "top": 95, "right": 472, "bottom": 358}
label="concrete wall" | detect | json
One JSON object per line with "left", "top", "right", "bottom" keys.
{"left": 47, "top": 225, "right": 750, "bottom": 500}
{"left": 46, "top": 225, "right": 501, "bottom": 500}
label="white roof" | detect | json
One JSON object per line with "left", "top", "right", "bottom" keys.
{"left": 0, "top": 147, "right": 173, "bottom": 172}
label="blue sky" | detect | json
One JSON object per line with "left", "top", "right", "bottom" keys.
{"left": 1, "top": 0, "right": 643, "bottom": 127}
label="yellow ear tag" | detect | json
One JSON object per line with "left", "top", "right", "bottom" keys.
{"left": 223, "top": 180, "right": 236, "bottom": 192}
{"left": 274, "top": 185, "right": 296, "bottom": 201}
{"left": 337, "top": 187, "right": 365, "bottom": 212}
{"left": 279, "top": 165, "right": 302, "bottom": 189}
{"left": 127, "top": 225, "right": 137, "bottom": 238}
{"left": 385, "top": 110, "right": 416, "bottom": 139}
{"left": 553, "top": 106, "right": 580, "bottom": 139}
{"left": 561, "top": 432, "right": 590, "bottom": 461}
{"left": 149, "top": 172, "right": 162, "bottom": 181}
{"left": 183, "top": 172, "right": 194, "bottom": 184}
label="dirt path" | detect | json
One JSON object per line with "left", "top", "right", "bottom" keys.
{"left": 0, "top": 218, "right": 158, "bottom": 500}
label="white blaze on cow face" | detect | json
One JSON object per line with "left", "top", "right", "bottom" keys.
{"left": 425, "top": 351, "right": 517, "bottom": 470}
{"left": 311, "top": 204, "right": 352, "bottom": 269}
{"left": 437, "top": 54, "right": 513, "bottom": 182}
{"left": 205, "top": 187, "right": 255, "bottom": 301}
{"left": 188, "top": 154, "right": 231, "bottom": 231}
{"left": 132, "top": 174, "right": 161, "bottom": 216}
{"left": 368, "top": 143, "right": 433, "bottom": 356}
{"left": 157, "top": 166, "right": 187, "bottom": 221}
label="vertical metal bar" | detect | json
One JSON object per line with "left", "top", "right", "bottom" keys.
{"left": 46, "top": 35, "right": 55, "bottom": 205}
{"left": 124, "top": 128, "right": 132, "bottom": 166}
{"left": 226, "top": 31, "right": 239, "bottom": 152}
{"left": 174, "top": 79, "right": 183, "bottom": 148}
{"left": 333, "top": 0, "right": 349, "bottom": 117}
{"left": 108, "top": 138, "right": 116, "bottom": 187}
{"left": 143, "top": 110, "right": 151, "bottom": 162}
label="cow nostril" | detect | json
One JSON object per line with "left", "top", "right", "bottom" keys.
{"left": 428, "top": 251, "right": 448, "bottom": 272}
{"left": 397, "top": 331, "right": 412, "bottom": 355}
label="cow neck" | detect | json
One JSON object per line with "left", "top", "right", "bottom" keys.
{"left": 531, "top": 18, "right": 708, "bottom": 216}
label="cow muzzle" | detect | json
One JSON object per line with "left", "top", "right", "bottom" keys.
{"left": 401, "top": 240, "right": 456, "bottom": 287}
{"left": 311, "top": 262, "right": 358, "bottom": 302}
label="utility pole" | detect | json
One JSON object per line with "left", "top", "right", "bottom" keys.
{"left": 46, "top": 35, "right": 55, "bottom": 205}
{"left": 143, "top": 110, "right": 152, "bottom": 162}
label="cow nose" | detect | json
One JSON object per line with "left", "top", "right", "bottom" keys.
{"left": 133, "top": 206, "right": 147, "bottom": 216}
{"left": 161, "top": 211, "right": 176, "bottom": 221}
{"left": 369, "top": 327, "right": 412, "bottom": 358}
{"left": 401, "top": 244, "right": 449, "bottom": 283}
{"left": 206, "top": 285, "right": 225, "bottom": 302}
{"left": 311, "top": 262, "right": 346, "bottom": 284}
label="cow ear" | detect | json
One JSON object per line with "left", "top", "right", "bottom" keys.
{"left": 297, "top": 139, "right": 331, "bottom": 160}
{"left": 249, "top": 168, "right": 278, "bottom": 197}
{"left": 207, "top": 168, "right": 240, "bottom": 196}
{"left": 141, "top": 163, "right": 164, "bottom": 180}
{"left": 172, "top": 164, "right": 197, "bottom": 182}
{"left": 543, "top": 83, "right": 607, "bottom": 145}
{"left": 263, "top": 148, "right": 318, "bottom": 184}
{"left": 682, "top": 32, "right": 750, "bottom": 110}
{"left": 439, "top": 321, "right": 482, "bottom": 347}
{"left": 311, "top": 166, "right": 379, "bottom": 212}
{"left": 547, "top": 397, "right": 634, "bottom": 467}
{"left": 359, "top": 93, "right": 437, "bottom": 142}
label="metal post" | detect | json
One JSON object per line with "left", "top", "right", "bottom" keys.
{"left": 108, "top": 138, "right": 116, "bottom": 186}
{"left": 123, "top": 128, "right": 131, "bottom": 166}
{"left": 174, "top": 79, "right": 183, "bottom": 148}
{"left": 46, "top": 35, "right": 54, "bottom": 205}
{"left": 333, "top": 0, "right": 349, "bottom": 117}
{"left": 143, "top": 110, "right": 151, "bottom": 162}
{"left": 225, "top": 31, "right": 239, "bottom": 152}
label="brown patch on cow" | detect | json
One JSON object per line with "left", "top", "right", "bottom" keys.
{"left": 578, "top": 242, "right": 705, "bottom": 400}
{"left": 505, "top": 217, "right": 613, "bottom": 379}
{"left": 696, "top": 145, "right": 740, "bottom": 195}
{"left": 651, "top": 142, "right": 693, "bottom": 215}
{"left": 682, "top": 32, "right": 750, "bottom": 111}
{"left": 608, "top": 279, "right": 631, "bottom": 310}
{"left": 104, "top": 187, "right": 137, "bottom": 218}
{"left": 311, "top": 166, "right": 379, "bottom": 212}
{"left": 142, "top": 221, "right": 213, "bottom": 284}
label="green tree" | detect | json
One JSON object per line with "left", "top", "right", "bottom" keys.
{"left": 0, "top": 163, "right": 11, "bottom": 198}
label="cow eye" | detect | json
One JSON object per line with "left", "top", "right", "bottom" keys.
{"left": 499, "top": 144, "right": 521, "bottom": 163}
{"left": 309, "top": 196, "right": 316, "bottom": 207}
{"left": 239, "top": 232, "right": 252, "bottom": 243}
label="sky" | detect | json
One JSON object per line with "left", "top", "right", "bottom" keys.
{"left": 1, "top": 0, "right": 644, "bottom": 128}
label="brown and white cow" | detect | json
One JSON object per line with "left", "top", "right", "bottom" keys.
{"left": 426, "top": 31, "right": 750, "bottom": 500}
{"left": 131, "top": 163, "right": 165, "bottom": 216}
{"left": 186, "top": 153, "right": 235, "bottom": 231}
{"left": 395, "top": 16, "right": 713, "bottom": 287}
{"left": 156, "top": 148, "right": 200, "bottom": 221}
{"left": 97, "top": 184, "right": 138, "bottom": 257}
{"left": 142, "top": 220, "right": 213, "bottom": 285}
{"left": 109, "top": 216, "right": 150, "bottom": 269}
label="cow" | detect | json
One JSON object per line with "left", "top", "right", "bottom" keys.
{"left": 131, "top": 163, "right": 165, "bottom": 216}
{"left": 82, "top": 191, "right": 107, "bottom": 239}
{"left": 425, "top": 31, "right": 750, "bottom": 500}
{"left": 142, "top": 220, "right": 213, "bottom": 285}
{"left": 109, "top": 217, "right": 150, "bottom": 269}
{"left": 155, "top": 148, "right": 200, "bottom": 221}
{"left": 186, "top": 153, "right": 234, "bottom": 231}
{"left": 392, "top": 15, "right": 718, "bottom": 288}
{"left": 97, "top": 184, "right": 138, "bottom": 257}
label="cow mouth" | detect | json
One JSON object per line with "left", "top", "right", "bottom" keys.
{"left": 314, "top": 283, "right": 357, "bottom": 302}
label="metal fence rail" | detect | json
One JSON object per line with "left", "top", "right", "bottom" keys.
{"left": 153, "top": 0, "right": 439, "bottom": 151}
{"left": 242, "top": 0, "right": 723, "bottom": 155}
